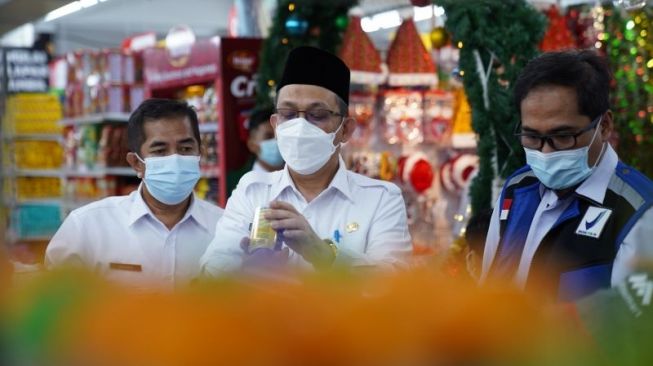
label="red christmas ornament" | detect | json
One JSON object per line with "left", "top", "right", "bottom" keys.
{"left": 410, "top": 160, "right": 434, "bottom": 194}
{"left": 410, "top": 0, "right": 432, "bottom": 6}
{"left": 540, "top": 5, "right": 576, "bottom": 52}
{"left": 399, "top": 153, "right": 434, "bottom": 194}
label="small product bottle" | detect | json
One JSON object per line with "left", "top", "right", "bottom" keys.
{"left": 249, "top": 206, "right": 277, "bottom": 251}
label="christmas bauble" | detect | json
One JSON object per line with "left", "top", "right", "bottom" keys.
{"left": 613, "top": 0, "right": 647, "bottom": 11}
{"left": 410, "top": 0, "right": 432, "bottom": 6}
{"left": 335, "top": 15, "right": 349, "bottom": 30}
{"left": 309, "top": 26, "right": 321, "bottom": 37}
{"left": 429, "top": 27, "right": 449, "bottom": 49}
{"left": 285, "top": 14, "right": 309, "bottom": 36}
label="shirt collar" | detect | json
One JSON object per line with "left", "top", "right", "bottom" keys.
{"left": 270, "top": 155, "right": 354, "bottom": 203}
{"left": 575, "top": 143, "right": 618, "bottom": 205}
{"left": 128, "top": 184, "right": 210, "bottom": 231}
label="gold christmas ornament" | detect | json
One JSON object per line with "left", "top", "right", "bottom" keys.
{"left": 429, "top": 27, "right": 449, "bottom": 49}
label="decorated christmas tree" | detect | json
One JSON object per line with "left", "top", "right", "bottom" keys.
{"left": 254, "top": 0, "right": 357, "bottom": 111}
{"left": 433, "top": 0, "right": 546, "bottom": 214}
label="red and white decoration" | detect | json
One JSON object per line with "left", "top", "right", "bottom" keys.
{"left": 386, "top": 19, "right": 437, "bottom": 87}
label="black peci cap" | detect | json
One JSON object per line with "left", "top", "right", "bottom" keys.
{"left": 277, "top": 46, "right": 350, "bottom": 105}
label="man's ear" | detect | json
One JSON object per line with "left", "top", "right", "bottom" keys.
{"left": 601, "top": 110, "right": 614, "bottom": 142}
{"left": 270, "top": 114, "right": 279, "bottom": 133}
{"left": 340, "top": 116, "right": 356, "bottom": 144}
{"left": 126, "top": 152, "right": 145, "bottom": 179}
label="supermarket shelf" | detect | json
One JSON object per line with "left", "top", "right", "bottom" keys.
{"left": 105, "top": 167, "right": 138, "bottom": 176}
{"left": 200, "top": 167, "right": 220, "bottom": 178}
{"left": 199, "top": 122, "right": 219, "bottom": 133}
{"left": 4, "top": 133, "right": 63, "bottom": 141}
{"left": 12, "top": 169, "right": 62, "bottom": 177}
{"left": 63, "top": 167, "right": 137, "bottom": 177}
{"left": 59, "top": 112, "right": 131, "bottom": 126}
{"left": 4, "top": 198, "right": 64, "bottom": 206}
{"left": 63, "top": 199, "right": 100, "bottom": 210}
{"left": 13, "top": 236, "right": 53, "bottom": 242}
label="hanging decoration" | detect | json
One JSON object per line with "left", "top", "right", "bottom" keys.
{"left": 335, "top": 14, "right": 349, "bottom": 30}
{"left": 386, "top": 19, "right": 438, "bottom": 87}
{"left": 423, "top": 90, "right": 455, "bottom": 145}
{"left": 383, "top": 90, "right": 424, "bottom": 145}
{"left": 540, "top": 5, "right": 576, "bottom": 51}
{"left": 339, "top": 15, "right": 387, "bottom": 85}
{"left": 398, "top": 152, "right": 435, "bottom": 194}
{"left": 430, "top": 26, "right": 450, "bottom": 50}
{"left": 285, "top": 14, "right": 309, "bottom": 36}
{"left": 433, "top": 0, "right": 546, "bottom": 215}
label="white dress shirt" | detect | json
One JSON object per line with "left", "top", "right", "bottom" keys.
{"left": 251, "top": 161, "right": 267, "bottom": 173}
{"left": 46, "top": 187, "right": 223, "bottom": 289}
{"left": 200, "top": 157, "right": 412, "bottom": 275}
{"left": 481, "top": 144, "right": 653, "bottom": 289}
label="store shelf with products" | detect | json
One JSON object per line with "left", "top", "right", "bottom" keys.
{"left": 59, "top": 112, "right": 131, "bottom": 126}
{"left": 2, "top": 93, "right": 65, "bottom": 245}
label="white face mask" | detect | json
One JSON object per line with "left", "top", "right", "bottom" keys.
{"left": 275, "top": 117, "right": 343, "bottom": 175}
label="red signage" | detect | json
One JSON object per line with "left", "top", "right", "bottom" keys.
{"left": 217, "top": 38, "right": 261, "bottom": 171}
{"left": 143, "top": 39, "right": 219, "bottom": 90}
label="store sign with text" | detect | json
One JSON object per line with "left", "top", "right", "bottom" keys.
{"left": 143, "top": 40, "right": 220, "bottom": 90}
{"left": 219, "top": 38, "right": 261, "bottom": 169}
{"left": 1, "top": 47, "right": 49, "bottom": 93}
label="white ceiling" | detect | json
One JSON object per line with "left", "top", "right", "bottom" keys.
{"left": 0, "top": 0, "right": 599, "bottom": 54}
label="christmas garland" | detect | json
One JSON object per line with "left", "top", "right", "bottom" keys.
{"left": 433, "top": 0, "right": 546, "bottom": 214}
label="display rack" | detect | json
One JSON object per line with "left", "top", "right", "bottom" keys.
{"left": 2, "top": 93, "right": 64, "bottom": 249}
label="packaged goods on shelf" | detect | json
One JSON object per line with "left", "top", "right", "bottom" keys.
{"left": 3, "top": 94, "right": 62, "bottom": 135}
{"left": 10, "top": 204, "right": 62, "bottom": 239}
{"left": 16, "top": 177, "right": 62, "bottom": 199}
{"left": 13, "top": 141, "right": 63, "bottom": 169}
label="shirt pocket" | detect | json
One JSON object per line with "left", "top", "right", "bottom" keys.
{"left": 336, "top": 219, "right": 369, "bottom": 253}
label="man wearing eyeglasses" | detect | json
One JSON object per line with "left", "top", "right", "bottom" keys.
{"left": 480, "top": 50, "right": 653, "bottom": 301}
{"left": 200, "top": 46, "right": 411, "bottom": 275}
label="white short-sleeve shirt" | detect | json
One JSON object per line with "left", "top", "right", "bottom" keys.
{"left": 200, "top": 157, "right": 412, "bottom": 275}
{"left": 46, "top": 188, "right": 223, "bottom": 290}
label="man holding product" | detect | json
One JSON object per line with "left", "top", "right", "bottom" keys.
{"left": 201, "top": 46, "right": 411, "bottom": 275}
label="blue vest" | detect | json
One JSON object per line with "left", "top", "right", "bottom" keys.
{"left": 488, "top": 163, "right": 653, "bottom": 301}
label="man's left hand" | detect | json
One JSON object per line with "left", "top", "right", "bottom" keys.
{"left": 265, "top": 200, "right": 334, "bottom": 268}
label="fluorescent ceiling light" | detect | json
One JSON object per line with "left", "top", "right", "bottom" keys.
{"left": 361, "top": 10, "right": 401, "bottom": 33}
{"left": 362, "top": 6, "right": 445, "bottom": 33}
{"left": 44, "top": 0, "right": 108, "bottom": 22}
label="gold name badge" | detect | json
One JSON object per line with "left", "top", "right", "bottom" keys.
{"left": 346, "top": 222, "right": 359, "bottom": 233}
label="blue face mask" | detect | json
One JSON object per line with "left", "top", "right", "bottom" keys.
{"left": 525, "top": 120, "right": 604, "bottom": 190}
{"left": 137, "top": 154, "right": 201, "bottom": 205}
{"left": 258, "top": 138, "right": 284, "bottom": 167}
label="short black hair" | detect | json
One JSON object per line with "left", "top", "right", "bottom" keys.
{"left": 127, "top": 98, "right": 201, "bottom": 154}
{"left": 514, "top": 50, "right": 611, "bottom": 120}
{"left": 248, "top": 106, "right": 274, "bottom": 133}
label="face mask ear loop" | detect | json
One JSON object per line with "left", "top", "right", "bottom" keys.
{"left": 135, "top": 154, "right": 146, "bottom": 164}
{"left": 589, "top": 116, "right": 606, "bottom": 169}
{"left": 331, "top": 117, "right": 346, "bottom": 147}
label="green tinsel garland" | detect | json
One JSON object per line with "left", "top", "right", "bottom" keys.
{"left": 434, "top": 0, "right": 546, "bottom": 214}
{"left": 254, "top": 0, "right": 357, "bottom": 111}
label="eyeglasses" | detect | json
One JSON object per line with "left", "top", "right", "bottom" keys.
{"left": 275, "top": 108, "right": 342, "bottom": 124}
{"left": 515, "top": 114, "right": 603, "bottom": 151}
